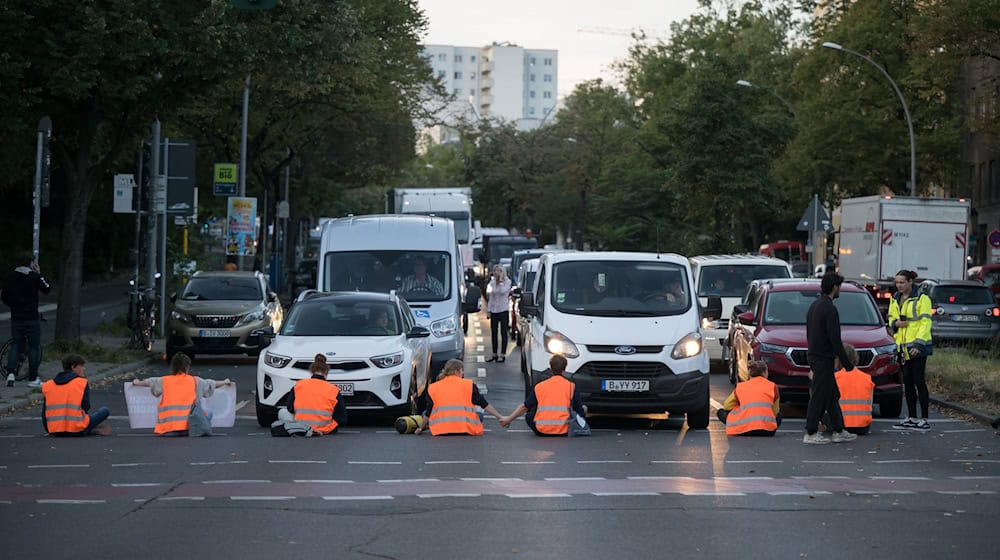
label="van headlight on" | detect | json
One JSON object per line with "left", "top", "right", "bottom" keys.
{"left": 372, "top": 352, "right": 404, "bottom": 369}
{"left": 263, "top": 351, "right": 292, "bottom": 368}
{"left": 671, "top": 331, "right": 703, "bottom": 359}
{"left": 544, "top": 330, "right": 579, "bottom": 358}
{"left": 430, "top": 315, "right": 458, "bottom": 337}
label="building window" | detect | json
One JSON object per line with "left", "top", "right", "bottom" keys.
{"left": 470, "top": 55, "right": 476, "bottom": 63}
{"left": 544, "top": 57, "right": 553, "bottom": 66}
{"left": 437, "top": 53, "right": 446, "bottom": 61}
{"left": 455, "top": 54, "right": 463, "bottom": 62}
{"left": 454, "top": 71, "right": 462, "bottom": 80}
{"left": 530, "top": 56, "right": 536, "bottom": 65}
{"left": 543, "top": 91, "right": 552, "bottom": 99}
{"left": 530, "top": 74, "right": 536, "bottom": 82}
{"left": 529, "top": 107, "right": 536, "bottom": 115}
{"left": 470, "top": 89, "right": 475, "bottom": 96}
{"left": 454, "top": 88, "right": 461, "bottom": 95}
{"left": 437, "top": 70, "right": 446, "bottom": 79}
{"left": 470, "top": 72, "right": 476, "bottom": 79}
{"left": 543, "top": 74, "right": 553, "bottom": 83}
{"left": 530, "top": 90, "right": 536, "bottom": 99}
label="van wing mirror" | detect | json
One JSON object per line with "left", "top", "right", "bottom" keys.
{"left": 702, "top": 295, "right": 723, "bottom": 321}
{"left": 519, "top": 292, "right": 537, "bottom": 316}
{"left": 407, "top": 325, "right": 431, "bottom": 339}
{"left": 732, "top": 303, "right": 749, "bottom": 316}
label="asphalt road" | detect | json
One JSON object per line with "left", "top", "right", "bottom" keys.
{"left": 1, "top": 312, "right": 998, "bottom": 559}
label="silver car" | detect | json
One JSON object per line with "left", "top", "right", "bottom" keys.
{"left": 920, "top": 280, "right": 1000, "bottom": 343}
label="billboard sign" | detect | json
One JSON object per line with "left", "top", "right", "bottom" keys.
{"left": 226, "top": 197, "right": 257, "bottom": 256}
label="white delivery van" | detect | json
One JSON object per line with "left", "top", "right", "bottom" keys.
{"left": 318, "top": 215, "right": 472, "bottom": 373}
{"left": 689, "top": 254, "right": 792, "bottom": 364}
{"left": 519, "top": 252, "right": 721, "bottom": 428}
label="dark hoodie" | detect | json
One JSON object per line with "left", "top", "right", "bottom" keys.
{"left": 41, "top": 371, "right": 91, "bottom": 433}
{"left": 2, "top": 266, "right": 51, "bottom": 321}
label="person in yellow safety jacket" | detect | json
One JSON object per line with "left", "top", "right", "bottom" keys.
{"left": 500, "top": 354, "right": 588, "bottom": 436}
{"left": 718, "top": 360, "right": 781, "bottom": 436}
{"left": 42, "top": 354, "right": 112, "bottom": 436}
{"left": 132, "top": 353, "right": 232, "bottom": 436}
{"left": 835, "top": 344, "right": 875, "bottom": 435}
{"left": 278, "top": 353, "right": 347, "bottom": 434}
{"left": 416, "top": 359, "right": 505, "bottom": 436}
{"left": 887, "top": 269, "right": 934, "bottom": 432}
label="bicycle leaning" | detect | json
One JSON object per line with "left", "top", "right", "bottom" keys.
{"left": 127, "top": 275, "right": 159, "bottom": 353}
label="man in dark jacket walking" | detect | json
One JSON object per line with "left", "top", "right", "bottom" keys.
{"left": 804, "top": 272, "right": 858, "bottom": 445}
{"left": 2, "top": 253, "right": 52, "bottom": 387}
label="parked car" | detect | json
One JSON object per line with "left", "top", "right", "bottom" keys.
{"left": 728, "top": 278, "right": 903, "bottom": 418}
{"left": 511, "top": 257, "right": 541, "bottom": 351}
{"left": 967, "top": 263, "right": 1000, "bottom": 305}
{"left": 254, "top": 291, "right": 431, "bottom": 426}
{"left": 919, "top": 279, "right": 1000, "bottom": 343}
{"left": 168, "top": 271, "right": 284, "bottom": 359}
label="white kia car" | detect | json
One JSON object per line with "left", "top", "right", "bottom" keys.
{"left": 254, "top": 291, "right": 431, "bottom": 426}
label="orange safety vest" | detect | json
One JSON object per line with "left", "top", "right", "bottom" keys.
{"left": 293, "top": 377, "right": 341, "bottom": 434}
{"left": 428, "top": 375, "right": 483, "bottom": 436}
{"left": 155, "top": 374, "right": 198, "bottom": 434}
{"left": 533, "top": 375, "right": 573, "bottom": 435}
{"left": 42, "top": 376, "right": 90, "bottom": 433}
{"left": 836, "top": 368, "right": 874, "bottom": 428}
{"left": 725, "top": 376, "right": 778, "bottom": 435}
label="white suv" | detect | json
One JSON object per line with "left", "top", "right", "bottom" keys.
{"left": 689, "top": 254, "right": 792, "bottom": 364}
{"left": 254, "top": 291, "right": 431, "bottom": 426}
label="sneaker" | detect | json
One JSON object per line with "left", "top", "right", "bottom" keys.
{"left": 803, "top": 432, "right": 831, "bottom": 445}
{"left": 913, "top": 419, "right": 931, "bottom": 432}
{"left": 6, "top": 373, "right": 13, "bottom": 387}
{"left": 831, "top": 430, "right": 858, "bottom": 443}
{"left": 26, "top": 379, "right": 42, "bottom": 388}
{"left": 893, "top": 418, "right": 919, "bottom": 430}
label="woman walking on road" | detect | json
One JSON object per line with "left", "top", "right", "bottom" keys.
{"left": 888, "top": 270, "right": 934, "bottom": 431}
{"left": 485, "top": 265, "right": 512, "bottom": 363}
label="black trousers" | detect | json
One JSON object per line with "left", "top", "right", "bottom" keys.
{"left": 901, "top": 355, "right": 929, "bottom": 419}
{"left": 805, "top": 356, "right": 845, "bottom": 435}
{"left": 489, "top": 311, "right": 509, "bottom": 355}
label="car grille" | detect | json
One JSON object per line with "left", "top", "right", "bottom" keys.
{"left": 585, "top": 345, "right": 664, "bottom": 354}
{"left": 576, "top": 361, "right": 672, "bottom": 378}
{"left": 292, "top": 360, "right": 369, "bottom": 372}
{"left": 789, "top": 348, "right": 875, "bottom": 368}
{"left": 193, "top": 315, "right": 241, "bottom": 328}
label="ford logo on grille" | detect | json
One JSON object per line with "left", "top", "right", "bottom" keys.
{"left": 614, "top": 345, "right": 636, "bottom": 355}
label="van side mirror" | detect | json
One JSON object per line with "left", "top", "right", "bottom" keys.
{"left": 737, "top": 311, "right": 755, "bottom": 326}
{"left": 702, "top": 295, "right": 723, "bottom": 321}
{"left": 407, "top": 325, "right": 431, "bottom": 339}
{"left": 511, "top": 287, "right": 523, "bottom": 299}
{"left": 519, "top": 292, "right": 537, "bottom": 316}
{"left": 464, "top": 284, "right": 482, "bottom": 313}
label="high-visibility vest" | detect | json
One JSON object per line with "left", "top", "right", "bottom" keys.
{"left": 293, "top": 377, "right": 341, "bottom": 434}
{"left": 888, "top": 293, "right": 933, "bottom": 355}
{"left": 155, "top": 374, "right": 197, "bottom": 434}
{"left": 42, "top": 376, "right": 90, "bottom": 433}
{"left": 533, "top": 375, "right": 573, "bottom": 435}
{"left": 428, "top": 375, "right": 483, "bottom": 436}
{"left": 836, "top": 368, "right": 874, "bottom": 428}
{"left": 725, "top": 376, "right": 778, "bottom": 435}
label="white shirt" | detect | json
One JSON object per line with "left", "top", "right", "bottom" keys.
{"left": 486, "top": 277, "right": 511, "bottom": 314}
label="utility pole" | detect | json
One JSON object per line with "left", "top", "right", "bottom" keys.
{"left": 32, "top": 117, "right": 52, "bottom": 263}
{"left": 147, "top": 119, "right": 161, "bottom": 292}
{"left": 160, "top": 138, "right": 170, "bottom": 338}
{"left": 238, "top": 74, "right": 251, "bottom": 271}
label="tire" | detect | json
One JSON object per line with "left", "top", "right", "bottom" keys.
{"left": 256, "top": 396, "right": 278, "bottom": 428}
{"left": 686, "top": 401, "right": 710, "bottom": 430}
{"left": 879, "top": 395, "right": 903, "bottom": 419}
{"left": 728, "top": 351, "right": 739, "bottom": 385}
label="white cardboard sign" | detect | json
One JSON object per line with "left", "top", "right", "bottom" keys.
{"left": 123, "top": 383, "right": 237, "bottom": 430}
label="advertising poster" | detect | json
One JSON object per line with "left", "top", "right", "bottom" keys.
{"left": 226, "top": 196, "right": 257, "bottom": 256}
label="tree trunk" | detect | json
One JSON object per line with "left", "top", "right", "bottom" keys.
{"left": 54, "top": 175, "right": 95, "bottom": 342}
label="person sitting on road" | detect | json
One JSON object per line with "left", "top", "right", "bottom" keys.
{"left": 500, "top": 354, "right": 588, "bottom": 436}
{"left": 416, "top": 359, "right": 504, "bottom": 436}
{"left": 278, "top": 353, "right": 346, "bottom": 435}
{"left": 834, "top": 344, "right": 874, "bottom": 435}
{"left": 132, "top": 353, "right": 232, "bottom": 436}
{"left": 42, "top": 354, "right": 112, "bottom": 436}
{"left": 717, "top": 360, "right": 781, "bottom": 436}
{"left": 400, "top": 257, "right": 444, "bottom": 296}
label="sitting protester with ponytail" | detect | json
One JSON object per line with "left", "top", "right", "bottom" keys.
{"left": 276, "top": 354, "right": 347, "bottom": 435}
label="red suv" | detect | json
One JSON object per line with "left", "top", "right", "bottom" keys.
{"left": 728, "top": 279, "right": 902, "bottom": 418}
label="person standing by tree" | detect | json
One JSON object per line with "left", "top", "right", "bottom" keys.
{"left": 888, "top": 270, "right": 934, "bottom": 431}
{"left": 485, "top": 265, "right": 512, "bottom": 363}
{"left": 803, "top": 272, "right": 857, "bottom": 445}
{"left": 2, "top": 253, "right": 52, "bottom": 388}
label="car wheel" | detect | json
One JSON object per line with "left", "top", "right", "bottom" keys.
{"left": 390, "top": 372, "right": 419, "bottom": 418}
{"left": 256, "top": 395, "right": 278, "bottom": 428}
{"left": 879, "top": 395, "right": 903, "bottom": 419}
{"left": 728, "top": 351, "right": 739, "bottom": 385}
{"left": 686, "top": 402, "right": 710, "bottom": 430}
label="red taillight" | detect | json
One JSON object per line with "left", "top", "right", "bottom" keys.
{"left": 949, "top": 296, "right": 957, "bottom": 303}
{"left": 992, "top": 308, "right": 1000, "bottom": 318}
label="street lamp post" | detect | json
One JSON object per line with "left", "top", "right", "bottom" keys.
{"left": 822, "top": 41, "right": 916, "bottom": 196}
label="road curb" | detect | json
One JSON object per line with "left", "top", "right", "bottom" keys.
{"left": 930, "top": 395, "right": 998, "bottom": 428}
{"left": 0, "top": 356, "right": 159, "bottom": 416}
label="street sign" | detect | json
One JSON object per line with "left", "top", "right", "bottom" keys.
{"left": 277, "top": 200, "right": 290, "bottom": 219}
{"left": 113, "top": 174, "right": 136, "bottom": 214}
{"left": 213, "top": 163, "right": 238, "bottom": 196}
{"left": 162, "top": 139, "right": 196, "bottom": 215}
{"left": 989, "top": 229, "right": 1000, "bottom": 249}
{"left": 796, "top": 196, "right": 833, "bottom": 233}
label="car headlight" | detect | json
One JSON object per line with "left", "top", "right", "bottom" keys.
{"left": 238, "top": 309, "right": 266, "bottom": 326}
{"left": 874, "top": 343, "right": 897, "bottom": 355}
{"left": 758, "top": 342, "right": 789, "bottom": 355}
{"left": 170, "top": 310, "right": 191, "bottom": 323}
{"left": 671, "top": 331, "right": 703, "bottom": 359}
{"left": 544, "top": 329, "right": 579, "bottom": 358}
{"left": 263, "top": 351, "right": 292, "bottom": 368}
{"left": 372, "top": 352, "right": 404, "bottom": 369}
{"left": 430, "top": 315, "right": 458, "bottom": 337}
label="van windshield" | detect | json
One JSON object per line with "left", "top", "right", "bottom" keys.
{"left": 551, "top": 261, "right": 690, "bottom": 317}
{"left": 697, "top": 264, "right": 790, "bottom": 298}
{"left": 323, "top": 251, "right": 451, "bottom": 302}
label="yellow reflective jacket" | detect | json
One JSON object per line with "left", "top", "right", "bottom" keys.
{"left": 887, "top": 292, "right": 933, "bottom": 354}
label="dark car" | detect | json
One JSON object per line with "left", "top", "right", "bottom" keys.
{"left": 292, "top": 259, "right": 318, "bottom": 296}
{"left": 920, "top": 279, "right": 1000, "bottom": 343}
{"left": 728, "top": 278, "right": 903, "bottom": 418}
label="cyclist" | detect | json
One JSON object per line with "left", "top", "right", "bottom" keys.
{"left": 2, "top": 253, "right": 52, "bottom": 387}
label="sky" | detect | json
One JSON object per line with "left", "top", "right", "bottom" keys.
{"left": 416, "top": 0, "right": 703, "bottom": 97}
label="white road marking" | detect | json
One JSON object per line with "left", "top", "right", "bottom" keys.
{"left": 425, "top": 460, "right": 480, "bottom": 465}
{"left": 791, "top": 476, "right": 852, "bottom": 479}
{"left": 937, "top": 491, "right": 997, "bottom": 495}
{"left": 190, "top": 461, "right": 248, "bottom": 465}
{"left": 477, "top": 368, "right": 486, "bottom": 378}
{"left": 950, "top": 459, "right": 1000, "bottom": 463}
{"left": 231, "top": 496, "right": 295, "bottom": 501}
{"left": 725, "top": 460, "right": 783, "bottom": 464}
{"left": 592, "top": 492, "right": 660, "bottom": 497}
{"left": 160, "top": 497, "right": 205, "bottom": 501}
{"left": 202, "top": 480, "right": 270, "bottom": 484}
{"left": 801, "top": 460, "right": 855, "bottom": 464}
{"left": 505, "top": 493, "right": 573, "bottom": 498}
{"left": 112, "top": 463, "right": 165, "bottom": 467}
{"left": 681, "top": 492, "right": 746, "bottom": 496}
{"left": 869, "top": 476, "right": 931, "bottom": 480}
{"left": 294, "top": 480, "right": 354, "bottom": 484}
{"left": 577, "top": 460, "right": 631, "bottom": 464}
{"left": 461, "top": 477, "right": 522, "bottom": 482}
{"left": 710, "top": 398, "right": 724, "bottom": 410}
{"left": 545, "top": 477, "right": 606, "bottom": 481}
{"left": 951, "top": 476, "right": 1000, "bottom": 480}
{"left": 349, "top": 461, "right": 402, "bottom": 465}
{"left": 112, "top": 483, "right": 166, "bottom": 487}
{"left": 268, "top": 460, "right": 327, "bottom": 464}
{"left": 476, "top": 345, "right": 484, "bottom": 352}
{"left": 377, "top": 478, "right": 440, "bottom": 483}
{"left": 650, "top": 460, "right": 706, "bottom": 464}
{"left": 476, "top": 356, "right": 485, "bottom": 363}
{"left": 234, "top": 400, "right": 249, "bottom": 412}
{"left": 716, "top": 477, "right": 774, "bottom": 480}
{"left": 28, "top": 464, "right": 89, "bottom": 469}
{"left": 37, "top": 499, "right": 106, "bottom": 504}
{"left": 873, "top": 459, "right": 932, "bottom": 464}
{"left": 504, "top": 461, "right": 556, "bottom": 465}
{"left": 476, "top": 336, "right": 483, "bottom": 342}
{"left": 323, "top": 496, "right": 393, "bottom": 501}
{"left": 852, "top": 490, "right": 916, "bottom": 495}
{"left": 417, "top": 493, "right": 481, "bottom": 498}
{"left": 627, "top": 476, "right": 696, "bottom": 481}
{"left": 942, "top": 429, "right": 985, "bottom": 433}
{"left": 0, "top": 500, "right": 12, "bottom": 504}
{"left": 476, "top": 383, "right": 488, "bottom": 395}
{"left": 768, "top": 491, "right": 833, "bottom": 496}
{"left": 0, "top": 435, "right": 34, "bottom": 438}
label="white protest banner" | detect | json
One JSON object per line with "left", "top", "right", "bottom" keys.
{"left": 124, "top": 383, "right": 237, "bottom": 429}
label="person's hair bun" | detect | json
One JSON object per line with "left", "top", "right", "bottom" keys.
{"left": 313, "top": 353, "right": 327, "bottom": 365}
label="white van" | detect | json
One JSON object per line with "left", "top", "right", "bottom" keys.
{"left": 318, "top": 215, "right": 472, "bottom": 373}
{"left": 688, "top": 254, "right": 792, "bottom": 363}
{"left": 519, "top": 252, "right": 721, "bottom": 428}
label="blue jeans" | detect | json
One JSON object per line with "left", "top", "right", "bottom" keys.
{"left": 8, "top": 319, "right": 41, "bottom": 380}
{"left": 84, "top": 407, "right": 111, "bottom": 435}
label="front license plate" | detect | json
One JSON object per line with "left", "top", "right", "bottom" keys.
{"left": 333, "top": 382, "right": 354, "bottom": 396}
{"left": 602, "top": 379, "right": 650, "bottom": 392}
{"left": 198, "top": 329, "right": 232, "bottom": 337}
{"left": 951, "top": 315, "right": 979, "bottom": 322}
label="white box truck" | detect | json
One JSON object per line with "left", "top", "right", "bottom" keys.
{"left": 386, "top": 188, "right": 473, "bottom": 269}
{"left": 838, "top": 196, "right": 971, "bottom": 281}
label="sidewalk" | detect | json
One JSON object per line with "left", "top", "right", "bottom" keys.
{"left": 0, "top": 335, "right": 162, "bottom": 416}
